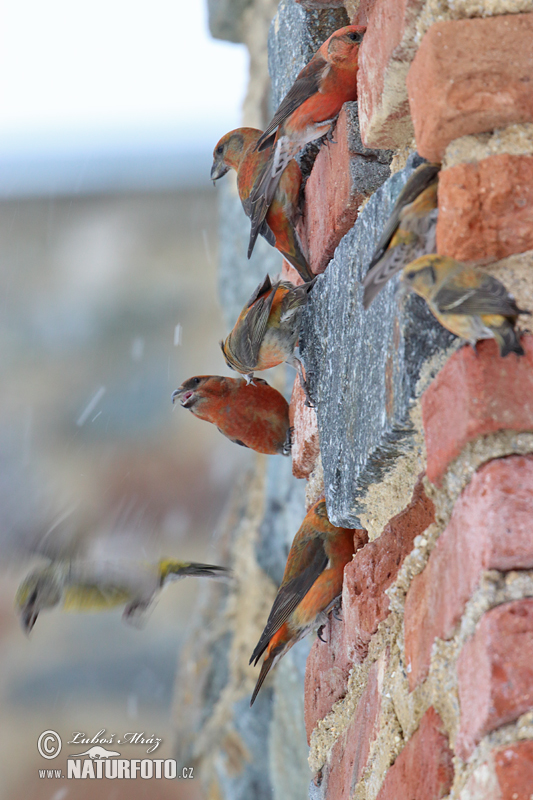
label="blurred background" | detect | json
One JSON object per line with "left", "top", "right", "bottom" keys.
{"left": 0, "top": 2, "right": 253, "bottom": 797}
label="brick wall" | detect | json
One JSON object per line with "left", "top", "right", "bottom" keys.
{"left": 286, "top": 2, "right": 533, "bottom": 799}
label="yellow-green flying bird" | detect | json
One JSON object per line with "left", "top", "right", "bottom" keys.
{"left": 16, "top": 558, "right": 230, "bottom": 632}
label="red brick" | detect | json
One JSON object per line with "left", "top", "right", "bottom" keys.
{"left": 302, "top": 106, "right": 365, "bottom": 275}
{"left": 304, "top": 529, "right": 369, "bottom": 738}
{"left": 280, "top": 258, "right": 305, "bottom": 287}
{"left": 357, "top": 0, "right": 421, "bottom": 150}
{"left": 494, "top": 741, "right": 533, "bottom": 800}
{"left": 437, "top": 155, "right": 533, "bottom": 263}
{"left": 289, "top": 379, "right": 320, "bottom": 479}
{"left": 321, "top": 653, "right": 386, "bottom": 799}
{"left": 457, "top": 599, "right": 533, "bottom": 759}
{"left": 405, "top": 455, "right": 533, "bottom": 690}
{"left": 342, "top": 475, "right": 434, "bottom": 663}
{"left": 421, "top": 335, "right": 533, "bottom": 487}
{"left": 376, "top": 708, "right": 454, "bottom": 800}
{"left": 462, "top": 742, "right": 533, "bottom": 799}
{"left": 407, "top": 15, "right": 533, "bottom": 162}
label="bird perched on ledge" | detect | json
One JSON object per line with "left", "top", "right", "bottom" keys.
{"left": 362, "top": 160, "right": 440, "bottom": 309}
{"left": 16, "top": 558, "right": 230, "bottom": 632}
{"left": 249, "top": 499, "right": 366, "bottom": 706}
{"left": 172, "top": 375, "right": 291, "bottom": 456}
{"left": 220, "top": 274, "right": 316, "bottom": 405}
{"left": 401, "top": 254, "right": 529, "bottom": 357}
{"left": 248, "top": 25, "right": 366, "bottom": 261}
{"left": 211, "top": 127, "right": 312, "bottom": 282}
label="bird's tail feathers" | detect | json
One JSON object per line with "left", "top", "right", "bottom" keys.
{"left": 280, "top": 240, "right": 314, "bottom": 283}
{"left": 158, "top": 559, "right": 230, "bottom": 584}
{"left": 494, "top": 324, "right": 525, "bottom": 357}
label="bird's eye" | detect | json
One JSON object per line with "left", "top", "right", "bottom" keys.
{"left": 193, "top": 377, "right": 201, "bottom": 385}
{"left": 216, "top": 145, "right": 224, "bottom": 155}
{"left": 405, "top": 271, "right": 416, "bottom": 281}
{"left": 347, "top": 31, "right": 363, "bottom": 42}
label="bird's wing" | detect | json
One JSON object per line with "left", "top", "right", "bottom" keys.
{"left": 256, "top": 56, "right": 328, "bottom": 151}
{"left": 366, "top": 163, "right": 440, "bottom": 274}
{"left": 247, "top": 156, "right": 280, "bottom": 259}
{"left": 233, "top": 281, "right": 280, "bottom": 367}
{"left": 250, "top": 536, "right": 328, "bottom": 666}
{"left": 434, "top": 274, "right": 522, "bottom": 317}
{"left": 240, "top": 192, "right": 276, "bottom": 247}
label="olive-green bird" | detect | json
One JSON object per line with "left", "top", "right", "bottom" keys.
{"left": 401, "top": 254, "right": 528, "bottom": 357}
{"left": 16, "top": 558, "right": 230, "bottom": 632}
{"left": 362, "top": 161, "right": 440, "bottom": 309}
{"left": 220, "top": 274, "right": 316, "bottom": 404}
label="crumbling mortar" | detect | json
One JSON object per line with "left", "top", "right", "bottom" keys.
{"left": 447, "top": 711, "right": 533, "bottom": 798}
{"left": 443, "top": 124, "right": 533, "bottom": 169}
{"left": 308, "top": 612, "right": 402, "bottom": 774}
{"left": 416, "top": 0, "right": 533, "bottom": 45}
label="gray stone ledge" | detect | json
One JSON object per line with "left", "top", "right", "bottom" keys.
{"left": 300, "top": 155, "right": 456, "bottom": 528}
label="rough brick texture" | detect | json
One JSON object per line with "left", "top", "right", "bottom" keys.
{"left": 422, "top": 335, "right": 533, "bottom": 486}
{"left": 321, "top": 653, "right": 386, "bottom": 799}
{"left": 304, "top": 528, "right": 369, "bottom": 736}
{"left": 357, "top": 0, "right": 420, "bottom": 149}
{"left": 301, "top": 103, "right": 391, "bottom": 275}
{"left": 281, "top": 257, "right": 305, "bottom": 287}
{"left": 463, "top": 742, "right": 533, "bottom": 800}
{"left": 341, "top": 476, "right": 434, "bottom": 662}
{"left": 437, "top": 155, "right": 533, "bottom": 263}
{"left": 407, "top": 14, "right": 533, "bottom": 162}
{"left": 494, "top": 742, "right": 533, "bottom": 800}
{"left": 405, "top": 455, "right": 533, "bottom": 690}
{"left": 289, "top": 379, "right": 320, "bottom": 479}
{"left": 457, "top": 599, "right": 533, "bottom": 759}
{"left": 376, "top": 708, "right": 454, "bottom": 800}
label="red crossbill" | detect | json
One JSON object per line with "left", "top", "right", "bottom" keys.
{"left": 220, "top": 274, "right": 316, "bottom": 404}
{"left": 249, "top": 499, "right": 366, "bottom": 706}
{"left": 16, "top": 558, "right": 230, "bottom": 631}
{"left": 172, "top": 375, "right": 291, "bottom": 456}
{"left": 248, "top": 25, "right": 366, "bottom": 258}
{"left": 363, "top": 161, "right": 440, "bottom": 308}
{"left": 401, "top": 254, "right": 529, "bottom": 356}
{"left": 211, "top": 128, "right": 312, "bottom": 282}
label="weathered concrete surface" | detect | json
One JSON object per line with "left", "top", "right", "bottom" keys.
{"left": 300, "top": 154, "right": 455, "bottom": 528}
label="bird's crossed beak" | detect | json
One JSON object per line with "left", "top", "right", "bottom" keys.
{"left": 171, "top": 387, "right": 196, "bottom": 408}
{"left": 210, "top": 161, "right": 230, "bottom": 182}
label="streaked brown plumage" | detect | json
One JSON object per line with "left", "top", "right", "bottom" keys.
{"left": 401, "top": 255, "right": 528, "bottom": 356}
{"left": 363, "top": 161, "right": 440, "bottom": 309}
{"left": 220, "top": 274, "right": 316, "bottom": 404}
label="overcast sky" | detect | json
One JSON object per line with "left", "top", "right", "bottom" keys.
{"left": 0, "top": 0, "right": 248, "bottom": 159}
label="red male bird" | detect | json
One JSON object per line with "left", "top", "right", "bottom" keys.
{"left": 249, "top": 499, "right": 366, "bottom": 706}
{"left": 171, "top": 375, "right": 291, "bottom": 456}
{"left": 220, "top": 274, "right": 316, "bottom": 405}
{"left": 211, "top": 128, "right": 312, "bottom": 282}
{"left": 248, "top": 25, "right": 366, "bottom": 259}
